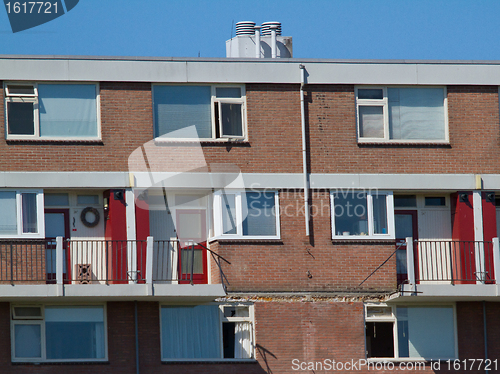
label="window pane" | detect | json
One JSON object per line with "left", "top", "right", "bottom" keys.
{"left": 242, "top": 192, "right": 276, "bottom": 236}
{"left": 181, "top": 248, "right": 203, "bottom": 274}
{"left": 425, "top": 196, "right": 446, "bottom": 206}
{"left": 22, "top": 193, "right": 37, "bottom": 233}
{"left": 394, "top": 195, "right": 417, "bottom": 207}
{"left": 14, "top": 306, "right": 42, "bottom": 318}
{"left": 223, "top": 306, "right": 249, "bottom": 318}
{"left": 366, "top": 322, "right": 394, "bottom": 358}
{"left": 222, "top": 194, "right": 237, "bottom": 235}
{"left": 216, "top": 87, "right": 242, "bottom": 98}
{"left": 333, "top": 192, "right": 368, "bottom": 236}
{"left": 220, "top": 103, "right": 243, "bottom": 137}
{"left": 38, "top": 84, "right": 98, "bottom": 137}
{"left": 154, "top": 86, "right": 212, "bottom": 138}
{"left": 7, "top": 102, "right": 35, "bottom": 135}
{"left": 359, "top": 106, "right": 384, "bottom": 138}
{"left": 45, "top": 306, "right": 105, "bottom": 359}
{"left": 358, "top": 89, "right": 383, "bottom": 100}
{"left": 161, "top": 305, "right": 221, "bottom": 359}
{"left": 77, "top": 195, "right": 99, "bottom": 205}
{"left": 15, "top": 324, "right": 41, "bottom": 358}
{"left": 7, "top": 85, "right": 35, "bottom": 95}
{"left": 44, "top": 193, "right": 69, "bottom": 206}
{"left": 372, "top": 195, "right": 388, "bottom": 234}
{"left": 388, "top": 87, "right": 445, "bottom": 140}
{"left": 0, "top": 191, "right": 17, "bottom": 235}
{"left": 403, "top": 306, "right": 455, "bottom": 359}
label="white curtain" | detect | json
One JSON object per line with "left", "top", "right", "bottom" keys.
{"left": 388, "top": 87, "right": 445, "bottom": 140}
{"left": 38, "top": 84, "right": 98, "bottom": 137}
{"left": 154, "top": 85, "right": 212, "bottom": 138}
{"left": 234, "top": 322, "right": 252, "bottom": 359}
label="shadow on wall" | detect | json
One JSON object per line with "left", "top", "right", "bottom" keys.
{"left": 256, "top": 344, "right": 277, "bottom": 374}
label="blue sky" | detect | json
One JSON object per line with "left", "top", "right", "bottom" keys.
{"left": 1, "top": 0, "right": 499, "bottom": 60}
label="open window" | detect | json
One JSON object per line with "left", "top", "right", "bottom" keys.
{"left": 356, "top": 86, "right": 448, "bottom": 143}
{"left": 4, "top": 83, "right": 100, "bottom": 140}
{"left": 160, "top": 304, "right": 254, "bottom": 361}
{"left": 153, "top": 85, "right": 246, "bottom": 140}
{"left": 365, "top": 303, "right": 457, "bottom": 360}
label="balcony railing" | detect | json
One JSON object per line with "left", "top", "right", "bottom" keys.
{"left": 403, "top": 238, "right": 500, "bottom": 285}
{"left": 0, "top": 237, "right": 230, "bottom": 289}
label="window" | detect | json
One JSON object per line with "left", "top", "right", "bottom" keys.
{"left": 356, "top": 87, "right": 447, "bottom": 142}
{"left": 11, "top": 305, "right": 106, "bottom": 362}
{"left": 0, "top": 190, "right": 44, "bottom": 238}
{"left": 331, "top": 190, "right": 394, "bottom": 239}
{"left": 153, "top": 85, "right": 246, "bottom": 140}
{"left": 5, "top": 83, "right": 100, "bottom": 140}
{"left": 160, "top": 304, "right": 254, "bottom": 361}
{"left": 365, "top": 304, "right": 456, "bottom": 360}
{"left": 424, "top": 196, "right": 446, "bottom": 207}
{"left": 213, "top": 190, "right": 280, "bottom": 239}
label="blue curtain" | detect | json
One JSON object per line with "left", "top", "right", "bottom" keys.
{"left": 161, "top": 305, "right": 221, "bottom": 359}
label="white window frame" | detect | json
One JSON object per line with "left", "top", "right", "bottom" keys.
{"left": 331, "top": 190, "right": 394, "bottom": 240}
{"left": 355, "top": 86, "right": 449, "bottom": 144}
{"left": 4, "top": 82, "right": 101, "bottom": 141}
{"left": 365, "top": 303, "right": 458, "bottom": 361}
{"left": 153, "top": 84, "right": 247, "bottom": 142}
{"left": 160, "top": 303, "right": 255, "bottom": 362}
{"left": 213, "top": 190, "right": 280, "bottom": 240}
{"left": 0, "top": 189, "right": 44, "bottom": 239}
{"left": 11, "top": 304, "right": 108, "bottom": 363}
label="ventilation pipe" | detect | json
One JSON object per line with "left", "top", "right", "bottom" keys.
{"left": 299, "top": 64, "right": 309, "bottom": 236}
{"left": 270, "top": 25, "right": 277, "bottom": 58}
{"left": 254, "top": 25, "right": 261, "bottom": 58}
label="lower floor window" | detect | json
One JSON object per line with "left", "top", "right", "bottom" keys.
{"left": 161, "top": 304, "right": 253, "bottom": 360}
{"left": 12, "top": 305, "right": 106, "bottom": 362}
{"left": 365, "top": 304, "right": 456, "bottom": 360}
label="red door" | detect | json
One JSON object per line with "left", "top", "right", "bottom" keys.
{"left": 395, "top": 210, "right": 418, "bottom": 286}
{"left": 176, "top": 209, "right": 208, "bottom": 284}
{"left": 44, "top": 209, "right": 70, "bottom": 283}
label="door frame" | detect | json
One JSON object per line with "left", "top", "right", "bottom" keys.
{"left": 395, "top": 210, "right": 418, "bottom": 285}
{"left": 175, "top": 209, "right": 208, "bottom": 284}
{"left": 44, "top": 209, "right": 71, "bottom": 283}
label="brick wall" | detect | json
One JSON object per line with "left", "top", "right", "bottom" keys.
{"left": 306, "top": 84, "right": 500, "bottom": 174}
{"left": 211, "top": 190, "right": 396, "bottom": 292}
{"left": 0, "top": 82, "right": 153, "bottom": 172}
{"left": 1, "top": 82, "right": 499, "bottom": 174}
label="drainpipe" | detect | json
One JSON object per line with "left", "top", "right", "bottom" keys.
{"left": 483, "top": 301, "right": 488, "bottom": 373}
{"left": 270, "top": 25, "right": 277, "bottom": 58}
{"left": 299, "top": 64, "right": 309, "bottom": 236}
{"left": 254, "top": 26, "right": 261, "bottom": 58}
{"left": 135, "top": 300, "right": 140, "bottom": 374}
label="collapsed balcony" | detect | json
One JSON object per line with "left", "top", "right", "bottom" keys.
{"left": 0, "top": 238, "right": 229, "bottom": 299}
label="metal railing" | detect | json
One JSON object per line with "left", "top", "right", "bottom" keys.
{"left": 153, "top": 240, "right": 230, "bottom": 290}
{"left": 0, "top": 238, "right": 230, "bottom": 287}
{"left": 66, "top": 239, "right": 147, "bottom": 283}
{"left": 407, "top": 238, "right": 499, "bottom": 284}
{"left": 0, "top": 240, "right": 49, "bottom": 283}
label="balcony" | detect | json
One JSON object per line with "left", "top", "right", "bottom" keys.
{"left": 0, "top": 238, "right": 228, "bottom": 300}
{"left": 397, "top": 238, "right": 500, "bottom": 300}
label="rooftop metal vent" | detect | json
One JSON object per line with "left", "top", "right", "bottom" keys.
{"left": 261, "top": 22, "right": 281, "bottom": 36}
{"left": 235, "top": 21, "right": 256, "bottom": 36}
